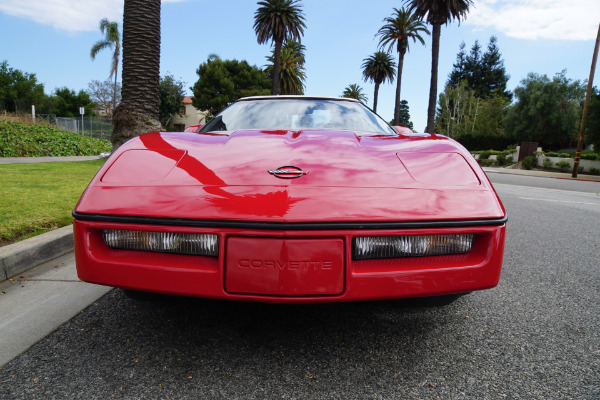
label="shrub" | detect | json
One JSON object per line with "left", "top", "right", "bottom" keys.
{"left": 542, "top": 158, "right": 553, "bottom": 169}
{"left": 581, "top": 152, "right": 599, "bottom": 160}
{"left": 522, "top": 156, "right": 536, "bottom": 170}
{"left": 578, "top": 166, "right": 584, "bottom": 174}
{"left": 545, "top": 152, "right": 571, "bottom": 158}
{"left": 556, "top": 160, "right": 571, "bottom": 172}
{"left": 495, "top": 150, "right": 511, "bottom": 166}
{"left": 478, "top": 150, "right": 492, "bottom": 160}
{"left": 0, "top": 120, "right": 111, "bottom": 157}
{"left": 589, "top": 167, "right": 600, "bottom": 176}
{"left": 477, "top": 159, "right": 494, "bottom": 167}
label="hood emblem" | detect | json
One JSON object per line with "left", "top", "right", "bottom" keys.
{"left": 268, "top": 166, "right": 310, "bottom": 179}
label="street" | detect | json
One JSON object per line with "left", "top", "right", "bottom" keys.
{"left": 1, "top": 172, "right": 599, "bottom": 399}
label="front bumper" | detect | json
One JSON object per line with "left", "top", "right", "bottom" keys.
{"left": 73, "top": 218, "right": 506, "bottom": 303}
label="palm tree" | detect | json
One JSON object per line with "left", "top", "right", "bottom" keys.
{"left": 90, "top": 18, "right": 120, "bottom": 115}
{"left": 376, "top": 8, "right": 429, "bottom": 125}
{"left": 362, "top": 51, "right": 396, "bottom": 113}
{"left": 254, "top": 0, "right": 306, "bottom": 95}
{"left": 405, "top": 0, "right": 473, "bottom": 132}
{"left": 342, "top": 84, "right": 368, "bottom": 104}
{"left": 111, "top": 0, "right": 162, "bottom": 151}
{"left": 265, "top": 39, "right": 307, "bottom": 95}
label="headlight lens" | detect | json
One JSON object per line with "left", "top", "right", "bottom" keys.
{"left": 103, "top": 229, "right": 219, "bottom": 256}
{"left": 353, "top": 234, "right": 475, "bottom": 260}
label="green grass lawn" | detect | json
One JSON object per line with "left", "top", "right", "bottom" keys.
{"left": 0, "top": 159, "right": 105, "bottom": 245}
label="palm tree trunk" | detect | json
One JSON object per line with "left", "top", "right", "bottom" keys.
{"left": 272, "top": 39, "right": 283, "bottom": 95}
{"left": 394, "top": 51, "right": 405, "bottom": 125}
{"left": 426, "top": 23, "right": 441, "bottom": 133}
{"left": 112, "top": 62, "right": 118, "bottom": 115}
{"left": 373, "top": 82, "right": 380, "bottom": 113}
{"left": 111, "top": 0, "right": 162, "bottom": 151}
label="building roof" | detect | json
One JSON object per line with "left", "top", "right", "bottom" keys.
{"left": 183, "top": 96, "right": 193, "bottom": 104}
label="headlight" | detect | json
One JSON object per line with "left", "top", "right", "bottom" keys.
{"left": 103, "top": 229, "right": 219, "bottom": 256}
{"left": 352, "top": 234, "right": 475, "bottom": 260}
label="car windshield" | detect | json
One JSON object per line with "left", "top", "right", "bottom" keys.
{"left": 199, "top": 98, "right": 396, "bottom": 135}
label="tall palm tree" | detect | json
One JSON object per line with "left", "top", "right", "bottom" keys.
{"left": 405, "top": 0, "right": 473, "bottom": 132}
{"left": 376, "top": 8, "right": 429, "bottom": 125}
{"left": 265, "top": 40, "right": 307, "bottom": 95}
{"left": 342, "top": 84, "right": 368, "bottom": 104}
{"left": 111, "top": 0, "right": 162, "bottom": 151}
{"left": 254, "top": 0, "right": 306, "bottom": 95}
{"left": 90, "top": 18, "right": 120, "bottom": 115}
{"left": 362, "top": 51, "right": 396, "bottom": 113}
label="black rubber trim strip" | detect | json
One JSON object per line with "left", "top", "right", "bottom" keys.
{"left": 73, "top": 211, "right": 507, "bottom": 230}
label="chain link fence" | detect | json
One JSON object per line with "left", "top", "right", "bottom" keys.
{"left": 41, "top": 116, "right": 113, "bottom": 140}
{"left": 3, "top": 99, "right": 113, "bottom": 141}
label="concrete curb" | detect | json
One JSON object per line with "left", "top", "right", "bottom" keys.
{"left": 0, "top": 225, "right": 74, "bottom": 280}
{"left": 482, "top": 167, "right": 600, "bottom": 182}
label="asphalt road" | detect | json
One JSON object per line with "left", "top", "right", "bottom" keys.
{"left": 1, "top": 173, "right": 598, "bottom": 399}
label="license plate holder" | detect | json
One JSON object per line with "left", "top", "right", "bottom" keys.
{"left": 225, "top": 237, "right": 345, "bottom": 296}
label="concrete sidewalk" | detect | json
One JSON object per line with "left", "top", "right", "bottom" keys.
{"left": 0, "top": 155, "right": 108, "bottom": 164}
{"left": 0, "top": 251, "right": 111, "bottom": 367}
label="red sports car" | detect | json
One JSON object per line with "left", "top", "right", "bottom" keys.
{"left": 73, "top": 96, "right": 506, "bottom": 303}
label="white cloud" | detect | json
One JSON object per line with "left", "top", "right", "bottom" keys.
{"left": 0, "top": 0, "right": 186, "bottom": 33}
{"left": 467, "top": 0, "right": 600, "bottom": 41}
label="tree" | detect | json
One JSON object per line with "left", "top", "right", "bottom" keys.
{"left": 362, "top": 51, "right": 396, "bottom": 113}
{"left": 264, "top": 39, "right": 306, "bottom": 95}
{"left": 397, "top": 100, "right": 414, "bottom": 129}
{"left": 342, "top": 84, "right": 368, "bottom": 103}
{"left": 111, "top": 0, "right": 162, "bottom": 151}
{"left": 87, "top": 79, "right": 121, "bottom": 116}
{"left": 504, "top": 71, "right": 585, "bottom": 150}
{"left": 481, "top": 36, "right": 511, "bottom": 101}
{"left": 90, "top": 18, "right": 120, "bottom": 114}
{"left": 158, "top": 73, "right": 185, "bottom": 127}
{"left": 435, "top": 81, "right": 479, "bottom": 138}
{"left": 447, "top": 36, "right": 511, "bottom": 101}
{"left": 48, "top": 87, "right": 95, "bottom": 117}
{"left": 405, "top": 0, "right": 474, "bottom": 133}
{"left": 436, "top": 81, "right": 511, "bottom": 149}
{"left": 585, "top": 88, "right": 600, "bottom": 150}
{"left": 0, "top": 60, "right": 46, "bottom": 113}
{"left": 376, "top": 8, "right": 429, "bottom": 124}
{"left": 192, "top": 55, "right": 270, "bottom": 116}
{"left": 254, "top": 0, "right": 306, "bottom": 95}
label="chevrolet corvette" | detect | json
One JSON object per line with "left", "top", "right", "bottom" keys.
{"left": 73, "top": 96, "right": 506, "bottom": 303}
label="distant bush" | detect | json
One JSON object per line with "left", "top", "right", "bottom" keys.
{"left": 496, "top": 150, "right": 511, "bottom": 166}
{"left": 477, "top": 158, "right": 494, "bottom": 167}
{"left": 589, "top": 167, "right": 600, "bottom": 176}
{"left": 522, "top": 156, "right": 536, "bottom": 170}
{"left": 478, "top": 150, "right": 492, "bottom": 160}
{"left": 543, "top": 150, "right": 599, "bottom": 160}
{"left": 581, "top": 152, "right": 599, "bottom": 160}
{"left": 0, "top": 120, "right": 111, "bottom": 157}
{"left": 545, "top": 152, "right": 571, "bottom": 158}
{"left": 556, "top": 160, "right": 571, "bottom": 172}
{"left": 542, "top": 158, "right": 553, "bottom": 169}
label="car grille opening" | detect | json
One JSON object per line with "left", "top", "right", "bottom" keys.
{"left": 352, "top": 234, "right": 475, "bottom": 260}
{"left": 102, "top": 229, "right": 219, "bottom": 256}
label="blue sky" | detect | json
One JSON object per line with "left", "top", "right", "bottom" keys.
{"left": 1, "top": 0, "right": 599, "bottom": 131}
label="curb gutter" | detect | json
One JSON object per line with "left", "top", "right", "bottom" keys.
{"left": 0, "top": 225, "right": 74, "bottom": 281}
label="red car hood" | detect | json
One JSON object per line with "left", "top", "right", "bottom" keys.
{"left": 75, "top": 130, "right": 505, "bottom": 222}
